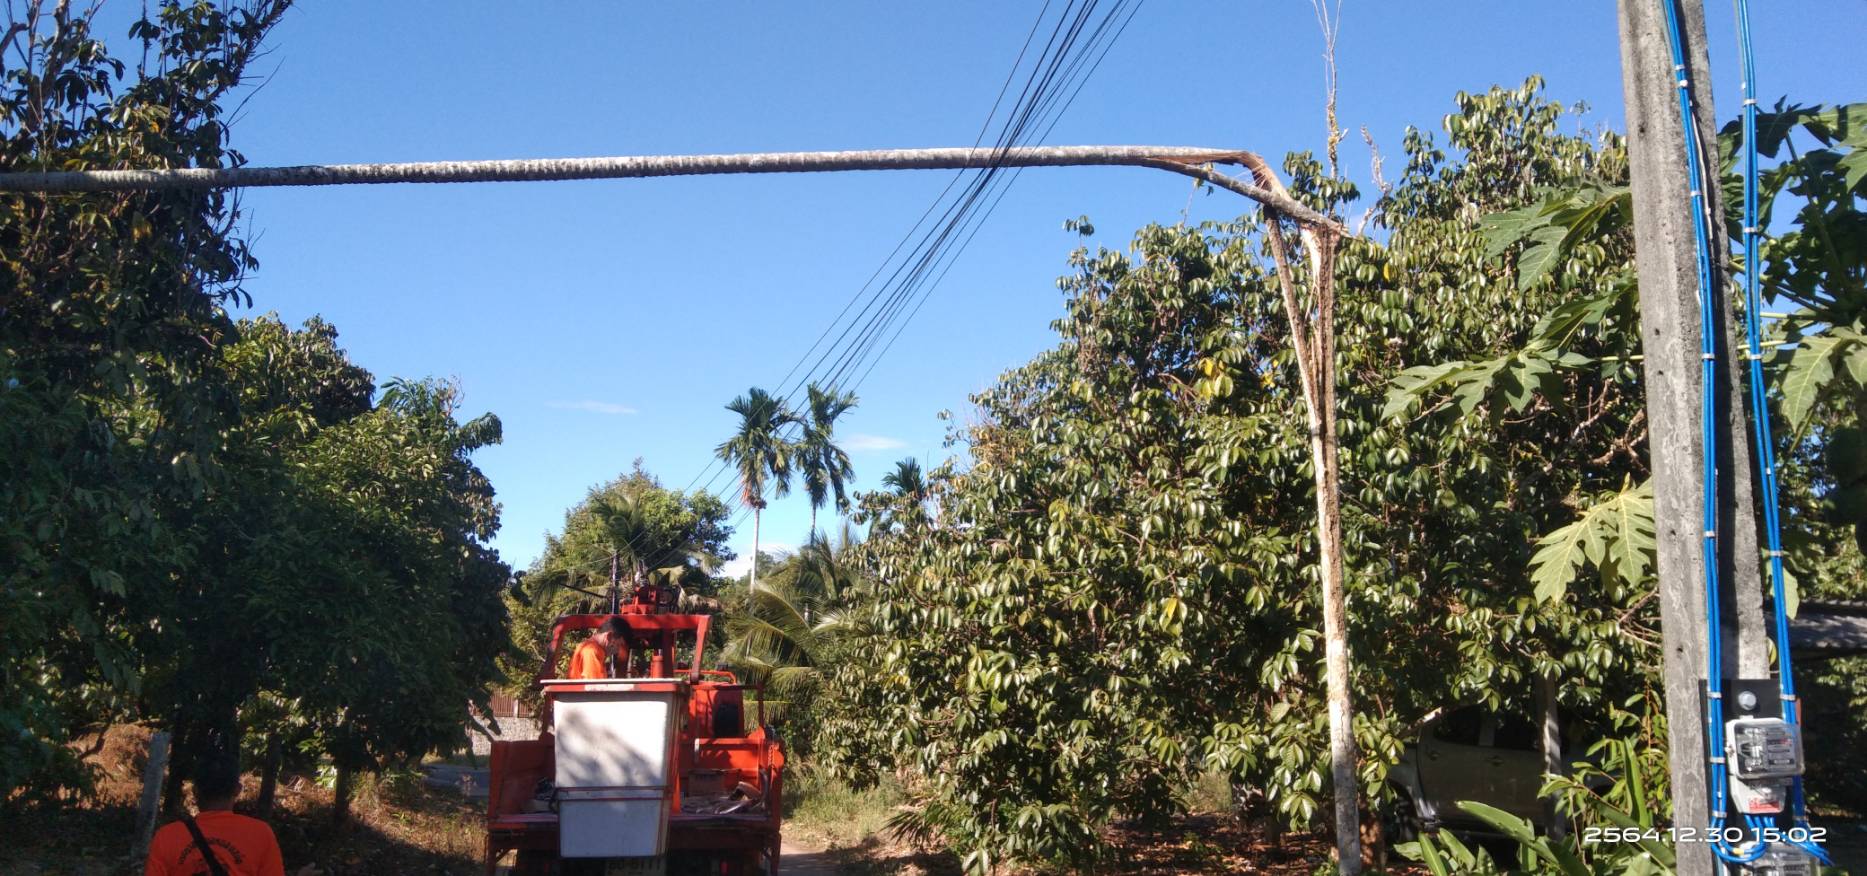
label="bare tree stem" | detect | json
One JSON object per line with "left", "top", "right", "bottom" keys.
{"left": 0, "top": 144, "right": 1347, "bottom": 232}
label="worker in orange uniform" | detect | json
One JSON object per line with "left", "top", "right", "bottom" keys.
{"left": 145, "top": 753, "right": 312, "bottom": 876}
{"left": 568, "top": 616, "right": 628, "bottom": 679}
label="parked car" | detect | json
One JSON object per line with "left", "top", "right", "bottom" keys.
{"left": 1385, "top": 705, "right": 1572, "bottom": 838}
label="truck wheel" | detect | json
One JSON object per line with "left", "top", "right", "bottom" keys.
{"left": 1380, "top": 789, "right": 1424, "bottom": 846}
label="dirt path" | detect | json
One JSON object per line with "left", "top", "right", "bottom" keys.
{"left": 421, "top": 763, "right": 489, "bottom": 798}
{"left": 779, "top": 840, "right": 845, "bottom": 875}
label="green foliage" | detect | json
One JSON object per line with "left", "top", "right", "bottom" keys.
{"left": 1528, "top": 481, "right": 1655, "bottom": 603}
{"left": 1401, "top": 734, "right": 1679, "bottom": 875}
{"left": 0, "top": 1, "right": 518, "bottom": 802}
{"left": 258, "top": 370, "right": 511, "bottom": 774}
{"left": 816, "top": 78, "right": 1663, "bottom": 873}
{"left": 0, "top": 0, "right": 292, "bottom": 799}
{"left": 503, "top": 465, "right": 733, "bottom": 697}
{"left": 1414, "top": 92, "right": 1867, "bottom": 816}
{"left": 858, "top": 456, "right": 930, "bottom": 533}
{"left": 1480, "top": 184, "right": 1632, "bottom": 292}
{"left": 714, "top": 526, "right": 868, "bottom": 752}
{"left": 717, "top": 386, "right": 800, "bottom": 512}
{"left": 797, "top": 384, "right": 859, "bottom": 532}
{"left": 1400, "top": 828, "right": 1508, "bottom": 876}
{"left": 1399, "top": 793, "right": 1675, "bottom": 876}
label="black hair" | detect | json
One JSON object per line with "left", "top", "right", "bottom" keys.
{"left": 601, "top": 616, "right": 628, "bottom": 638}
{"left": 192, "top": 751, "right": 242, "bottom": 804}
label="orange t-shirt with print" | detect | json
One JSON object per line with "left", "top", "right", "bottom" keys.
{"left": 144, "top": 809, "right": 284, "bottom": 876}
{"left": 568, "top": 638, "right": 610, "bottom": 679}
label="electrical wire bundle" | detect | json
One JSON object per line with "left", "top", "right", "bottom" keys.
{"left": 1658, "top": 0, "right": 1829, "bottom": 865}
{"left": 602, "top": 0, "right": 1147, "bottom": 574}
{"left": 1731, "top": 0, "right": 1828, "bottom": 864}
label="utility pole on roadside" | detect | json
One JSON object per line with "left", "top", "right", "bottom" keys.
{"left": 1616, "top": 0, "right": 1771, "bottom": 871}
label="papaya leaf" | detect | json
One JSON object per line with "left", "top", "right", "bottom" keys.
{"left": 1531, "top": 517, "right": 1595, "bottom": 603}
{"left": 1530, "top": 482, "right": 1655, "bottom": 602}
{"left": 1516, "top": 224, "right": 1570, "bottom": 290}
{"left": 1777, "top": 335, "right": 1840, "bottom": 435}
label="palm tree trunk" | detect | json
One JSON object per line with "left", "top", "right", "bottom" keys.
{"left": 750, "top": 508, "right": 762, "bottom": 595}
{"left": 0, "top": 145, "right": 1338, "bottom": 229}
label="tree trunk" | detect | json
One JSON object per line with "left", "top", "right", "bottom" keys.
{"left": 1538, "top": 672, "right": 1566, "bottom": 839}
{"left": 750, "top": 508, "right": 762, "bottom": 595}
{"left": 0, "top": 144, "right": 1338, "bottom": 229}
{"left": 1310, "top": 336, "right": 1361, "bottom": 876}
{"left": 332, "top": 765, "right": 354, "bottom": 826}
{"left": 1263, "top": 210, "right": 1359, "bottom": 872}
{"left": 133, "top": 731, "right": 172, "bottom": 863}
{"left": 256, "top": 732, "right": 283, "bottom": 820}
{"left": 159, "top": 724, "right": 190, "bottom": 815}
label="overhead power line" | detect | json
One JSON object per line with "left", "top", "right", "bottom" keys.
{"left": 684, "top": 0, "right": 1155, "bottom": 538}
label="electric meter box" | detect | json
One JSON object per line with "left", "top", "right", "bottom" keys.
{"left": 1740, "top": 847, "right": 1816, "bottom": 876}
{"left": 1726, "top": 717, "right": 1802, "bottom": 780}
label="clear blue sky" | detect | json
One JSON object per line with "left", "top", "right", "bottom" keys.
{"left": 117, "top": 1, "right": 1866, "bottom": 572}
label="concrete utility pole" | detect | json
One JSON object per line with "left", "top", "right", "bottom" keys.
{"left": 131, "top": 730, "right": 171, "bottom": 863}
{"left": 1616, "top": 0, "right": 1770, "bottom": 870}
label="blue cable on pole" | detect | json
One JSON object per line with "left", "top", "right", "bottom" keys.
{"left": 1656, "top": 0, "right": 1830, "bottom": 864}
{"left": 1732, "top": 0, "right": 1830, "bottom": 862}
{"left": 1653, "top": 0, "right": 1762, "bottom": 863}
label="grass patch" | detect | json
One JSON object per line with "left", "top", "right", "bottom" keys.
{"left": 783, "top": 767, "right": 905, "bottom": 851}
{"left": 1184, "top": 767, "right": 1237, "bottom": 816}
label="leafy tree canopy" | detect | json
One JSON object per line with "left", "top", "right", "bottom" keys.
{"left": 502, "top": 463, "right": 734, "bottom": 697}
{"left": 816, "top": 79, "right": 1678, "bottom": 871}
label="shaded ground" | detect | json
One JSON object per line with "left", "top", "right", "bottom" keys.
{"left": 16, "top": 728, "right": 1859, "bottom": 874}
{"left": 778, "top": 841, "right": 848, "bottom": 876}
{"left": 3, "top": 727, "right": 481, "bottom": 876}
{"left": 781, "top": 816, "right": 1392, "bottom": 875}
{"left": 1101, "top": 815, "right": 1351, "bottom": 875}
{"left": 421, "top": 764, "right": 489, "bottom": 799}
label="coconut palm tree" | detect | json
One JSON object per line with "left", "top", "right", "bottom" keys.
{"left": 715, "top": 386, "right": 798, "bottom": 593}
{"left": 721, "top": 530, "right": 863, "bottom": 723}
{"left": 881, "top": 457, "right": 925, "bottom": 499}
{"left": 793, "top": 522, "right": 865, "bottom": 604}
{"left": 796, "top": 383, "right": 858, "bottom": 536}
{"left": 870, "top": 457, "right": 929, "bottom": 533}
{"left": 721, "top": 579, "right": 848, "bottom": 724}
{"left": 531, "top": 487, "right": 720, "bottom": 611}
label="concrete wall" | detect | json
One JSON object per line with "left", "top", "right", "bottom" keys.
{"left": 471, "top": 716, "right": 541, "bottom": 756}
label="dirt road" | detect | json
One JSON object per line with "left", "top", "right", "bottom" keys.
{"left": 779, "top": 841, "right": 844, "bottom": 875}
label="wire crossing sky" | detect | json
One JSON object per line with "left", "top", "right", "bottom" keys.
{"left": 677, "top": 0, "right": 1152, "bottom": 541}
{"left": 116, "top": 1, "right": 1866, "bottom": 573}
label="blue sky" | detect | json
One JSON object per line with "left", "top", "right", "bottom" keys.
{"left": 115, "top": 1, "right": 1866, "bottom": 572}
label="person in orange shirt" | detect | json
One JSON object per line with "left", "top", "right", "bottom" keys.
{"left": 145, "top": 753, "right": 294, "bottom": 876}
{"left": 567, "top": 616, "right": 628, "bottom": 679}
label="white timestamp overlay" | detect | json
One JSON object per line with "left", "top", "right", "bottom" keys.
{"left": 1582, "top": 826, "right": 1828, "bottom": 845}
